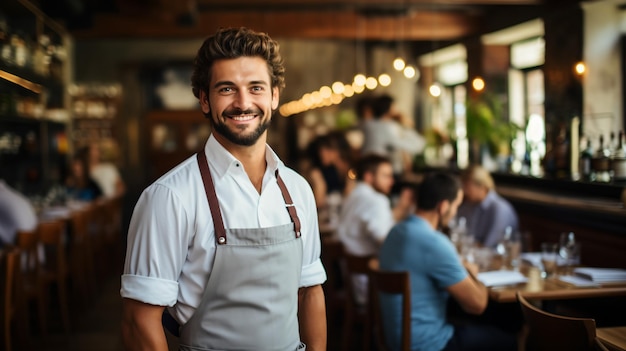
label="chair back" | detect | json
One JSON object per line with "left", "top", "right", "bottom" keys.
{"left": 37, "top": 220, "right": 67, "bottom": 277}
{"left": 342, "top": 253, "right": 375, "bottom": 351}
{"left": 1, "top": 247, "right": 21, "bottom": 351}
{"left": 16, "top": 229, "right": 40, "bottom": 278}
{"left": 517, "top": 292, "right": 608, "bottom": 351}
{"left": 369, "top": 263, "right": 411, "bottom": 351}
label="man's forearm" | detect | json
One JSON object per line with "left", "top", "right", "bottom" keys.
{"left": 121, "top": 298, "right": 169, "bottom": 351}
{"left": 298, "top": 285, "right": 327, "bottom": 351}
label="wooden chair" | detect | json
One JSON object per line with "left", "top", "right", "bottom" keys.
{"left": 37, "top": 219, "right": 71, "bottom": 335}
{"left": 369, "top": 263, "right": 411, "bottom": 351}
{"left": 101, "top": 195, "right": 125, "bottom": 275}
{"left": 342, "top": 253, "right": 374, "bottom": 351}
{"left": 1, "top": 247, "right": 24, "bottom": 351}
{"left": 68, "top": 205, "right": 97, "bottom": 305}
{"left": 320, "top": 236, "right": 346, "bottom": 330}
{"left": 517, "top": 292, "right": 610, "bottom": 351}
{"left": 16, "top": 229, "right": 48, "bottom": 339}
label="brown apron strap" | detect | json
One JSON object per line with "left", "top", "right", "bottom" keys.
{"left": 197, "top": 151, "right": 302, "bottom": 243}
{"left": 197, "top": 152, "right": 228, "bottom": 245}
{"left": 275, "top": 170, "right": 302, "bottom": 238}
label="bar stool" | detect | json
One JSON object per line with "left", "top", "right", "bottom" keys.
{"left": 38, "top": 219, "right": 71, "bottom": 335}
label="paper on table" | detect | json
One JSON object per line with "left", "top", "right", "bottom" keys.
{"left": 574, "top": 268, "right": 626, "bottom": 283}
{"left": 558, "top": 275, "right": 600, "bottom": 287}
{"left": 477, "top": 270, "right": 528, "bottom": 287}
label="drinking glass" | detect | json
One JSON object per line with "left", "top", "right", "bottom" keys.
{"left": 541, "top": 242, "right": 559, "bottom": 279}
{"left": 559, "top": 232, "right": 581, "bottom": 275}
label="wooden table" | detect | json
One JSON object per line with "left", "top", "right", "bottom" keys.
{"left": 597, "top": 326, "right": 626, "bottom": 351}
{"left": 487, "top": 266, "right": 626, "bottom": 303}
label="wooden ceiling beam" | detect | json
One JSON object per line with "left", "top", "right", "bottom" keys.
{"left": 72, "top": 9, "right": 479, "bottom": 40}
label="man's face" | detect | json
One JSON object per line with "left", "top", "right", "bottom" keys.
{"left": 440, "top": 189, "right": 464, "bottom": 227}
{"left": 200, "top": 57, "right": 279, "bottom": 147}
{"left": 371, "top": 162, "right": 395, "bottom": 195}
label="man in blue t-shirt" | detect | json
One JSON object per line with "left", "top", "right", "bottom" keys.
{"left": 379, "top": 172, "right": 517, "bottom": 351}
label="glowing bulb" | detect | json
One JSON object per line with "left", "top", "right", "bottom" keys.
{"left": 343, "top": 84, "right": 355, "bottom": 97}
{"left": 403, "top": 66, "right": 416, "bottom": 79}
{"left": 378, "top": 74, "right": 391, "bottom": 87}
{"left": 472, "top": 77, "right": 485, "bottom": 91}
{"left": 331, "top": 81, "right": 345, "bottom": 94}
{"left": 429, "top": 83, "right": 441, "bottom": 97}
{"left": 575, "top": 62, "right": 586, "bottom": 75}
{"left": 353, "top": 74, "right": 366, "bottom": 86}
{"left": 365, "top": 77, "right": 378, "bottom": 90}
{"left": 319, "top": 85, "right": 332, "bottom": 99}
{"left": 393, "top": 58, "right": 405, "bottom": 71}
{"left": 352, "top": 83, "right": 366, "bottom": 94}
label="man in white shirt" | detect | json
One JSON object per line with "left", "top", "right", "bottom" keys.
{"left": 361, "top": 94, "right": 425, "bottom": 177}
{"left": 0, "top": 180, "right": 38, "bottom": 247}
{"left": 336, "top": 154, "right": 413, "bottom": 304}
{"left": 121, "top": 27, "right": 327, "bottom": 351}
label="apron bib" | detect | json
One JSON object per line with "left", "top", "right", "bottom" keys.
{"left": 178, "top": 152, "right": 305, "bottom": 351}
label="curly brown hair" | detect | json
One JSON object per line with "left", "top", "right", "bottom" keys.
{"left": 191, "top": 27, "right": 286, "bottom": 99}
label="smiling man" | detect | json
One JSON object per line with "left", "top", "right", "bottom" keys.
{"left": 121, "top": 27, "right": 327, "bottom": 351}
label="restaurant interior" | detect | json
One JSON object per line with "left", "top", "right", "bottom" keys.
{"left": 1, "top": 0, "right": 625, "bottom": 350}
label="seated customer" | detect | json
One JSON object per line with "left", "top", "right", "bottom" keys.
{"left": 456, "top": 165, "right": 518, "bottom": 248}
{"left": 379, "top": 172, "right": 517, "bottom": 351}
{"left": 336, "top": 154, "right": 413, "bottom": 304}
{"left": 0, "top": 179, "right": 38, "bottom": 247}
{"left": 65, "top": 153, "right": 103, "bottom": 202}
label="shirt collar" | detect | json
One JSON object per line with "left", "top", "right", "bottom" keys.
{"left": 203, "top": 134, "right": 282, "bottom": 179}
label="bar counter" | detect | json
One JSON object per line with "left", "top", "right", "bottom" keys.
{"left": 491, "top": 173, "right": 626, "bottom": 269}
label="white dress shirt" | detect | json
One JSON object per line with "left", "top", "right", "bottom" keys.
{"left": 121, "top": 135, "right": 326, "bottom": 324}
{"left": 0, "top": 180, "right": 37, "bottom": 246}
{"left": 336, "top": 182, "right": 395, "bottom": 256}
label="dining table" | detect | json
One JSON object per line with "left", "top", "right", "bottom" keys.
{"left": 485, "top": 266, "right": 626, "bottom": 303}
{"left": 597, "top": 326, "right": 626, "bottom": 351}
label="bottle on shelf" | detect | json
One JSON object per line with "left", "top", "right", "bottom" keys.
{"left": 612, "top": 130, "right": 626, "bottom": 180}
{"left": 592, "top": 134, "right": 611, "bottom": 182}
{"left": 579, "top": 135, "right": 594, "bottom": 181}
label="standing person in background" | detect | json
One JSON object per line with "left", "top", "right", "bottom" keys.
{"left": 379, "top": 172, "right": 517, "bottom": 351}
{"left": 121, "top": 27, "right": 326, "bottom": 351}
{"left": 304, "top": 131, "right": 356, "bottom": 209}
{"left": 336, "top": 154, "right": 413, "bottom": 305}
{"left": 456, "top": 164, "right": 519, "bottom": 248}
{"left": 0, "top": 179, "right": 37, "bottom": 247}
{"left": 82, "top": 143, "right": 126, "bottom": 198}
{"left": 361, "top": 94, "right": 426, "bottom": 178}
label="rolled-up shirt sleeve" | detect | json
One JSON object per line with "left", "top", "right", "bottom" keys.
{"left": 121, "top": 184, "right": 191, "bottom": 306}
{"left": 298, "top": 179, "right": 327, "bottom": 288}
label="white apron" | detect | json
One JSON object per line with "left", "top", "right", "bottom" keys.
{"left": 178, "top": 152, "right": 305, "bottom": 351}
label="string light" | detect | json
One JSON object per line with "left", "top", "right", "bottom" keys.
{"left": 472, "top": 77, "right": 485, "bottom": 91}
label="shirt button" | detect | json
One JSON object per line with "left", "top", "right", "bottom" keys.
{"left": 218, "top": 237, "right": 226, "bottom": 244}
{"left": 235, "top": 163, "right": 240, "bottom": 167}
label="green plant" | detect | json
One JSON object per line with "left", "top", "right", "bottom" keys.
{"left": 464, "top": 95, "right": 519, "bottom": 156}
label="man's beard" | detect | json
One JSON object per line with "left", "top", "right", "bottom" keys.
{"left": 205, "top": 108, "right": 271, "bottom": 146}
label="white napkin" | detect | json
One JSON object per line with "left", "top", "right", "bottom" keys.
{"left": 477, "top": 270, "right": 528, "bottom": 287}
{"left": 573, "top": 268, "right": 626, "bottom": 283}
{"left": 558, "top": 275, "right": 600, "bottom": 287}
